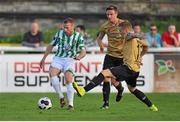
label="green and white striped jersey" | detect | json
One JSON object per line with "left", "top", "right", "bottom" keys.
{"left": 50, "top": 30, "right": 85, "bottom": 58}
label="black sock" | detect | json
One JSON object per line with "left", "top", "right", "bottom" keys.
{"left": 84, "top": 73, "right": 105, "bottom": 92}
{"left": 132, "top": 89, "right": 152, "bottom": 107}
{"left": 103, "top": 82, "right": 110, "bottom": 104}
{"left": 115, "top": 83, "right": 123, "bottom": 91}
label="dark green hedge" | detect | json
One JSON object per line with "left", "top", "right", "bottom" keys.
{"left": 0, "top": 18, "right": 180, "bottom": 44}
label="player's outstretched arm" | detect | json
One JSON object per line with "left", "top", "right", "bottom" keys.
{"left": 40, "top": 44, "right": 53, "bottom": 68}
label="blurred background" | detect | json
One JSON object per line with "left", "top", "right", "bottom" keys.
{"left": 0, "top": 0, "right": 180, "bottom": 94}
{"left": 0, "top": 0, "right": 180, "bottom": 44}
{"left": 0, "top": 0, "right": 180, "bottom": 91}
{"left": 0, "top": 0, "right": 180, "bottom": 121}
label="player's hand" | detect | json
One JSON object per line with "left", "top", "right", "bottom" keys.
{"left": 139, "top": 57, "right": 143, "bottom": 65}
{"left": 40, "top": 58, "right": 45, "bottom": 69}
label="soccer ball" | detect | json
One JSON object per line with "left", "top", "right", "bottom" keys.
{"left": 38, "top": 97, "right": 52, "bottom": 110}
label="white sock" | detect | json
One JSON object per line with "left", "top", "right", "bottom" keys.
{"left": 51, "top": 76, "right": 64, "bottom": 99}
{"left": 66, "top": 83, "right": 74, "bottom": 106}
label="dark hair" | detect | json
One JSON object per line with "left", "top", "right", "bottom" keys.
{"left": 63, "top": 18, "right": 75, "bottom": 24}
{"left": 76, "top": 25, "right": 86, "bottom": 32}
{"left": 120, "top": 21, "right": 132, "bottom": 29}
{"left": 106, "top": 5, "right": 118, "bottom": 12}
{"left": 150, "top": 23, "right": 156, "bottom": 27}
{"left": 133, "top": 22, "right": 141, "bottom": 28}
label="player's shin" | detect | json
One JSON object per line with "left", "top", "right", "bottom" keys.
{"left": 132, "top": 89, "right": 152, "bottom": 107}
{"left": 51, "top": 76, "right": 64, "bottom": 99}
{"left": 66, "top": 83, "right": 74, "bottom": 107}
{"left": 103, "top": 82, "right": 110, "bottom": 104}
{"left": 84, "top": 73, "right": 105, "bottom": 92}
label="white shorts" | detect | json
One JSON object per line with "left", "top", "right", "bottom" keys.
{"left": 50, "top": 56, "right": 74, "bottom": 74}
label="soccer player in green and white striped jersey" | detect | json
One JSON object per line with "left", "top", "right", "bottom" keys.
{"left": 40, "top": 18, "right": 86, "bottom": 111}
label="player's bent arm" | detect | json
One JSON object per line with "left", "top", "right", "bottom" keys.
{"left": 75, "top": 49, "right": 86, "bottom": 60}
{"left": 43, "top": 44, "right": 53, "bottom": 59}
{"left": 40, "top": 44, "right": 53, "bottom": 68}
{"left": 137, "top": 39, "right": 149, "bottom": 57}
{"left": 141, "top": 45, "right": 149, "bottom": 57}
{"left": 97, "top": 32, "right": 105, "bottom": 48}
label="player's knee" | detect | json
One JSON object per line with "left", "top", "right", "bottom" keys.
{"left": 104, "top": 78, "right": 111, "bottom": 82}
{"left": 49, "top": 68, "right": 60, "bottom": 77}
{"left": 49, "top": 71, "right": 57, "bottom": 77}
{"left": 101, "top": 69, "right": 111, "bottom": 78}
{"left": 111, "top": 79, "right": 116, "bottom": 84}
{"left": 64, "top": 71, "right": 73, "bottom": 83}
{"left": 111, "top": 80, "right": 119, "bottom": 87}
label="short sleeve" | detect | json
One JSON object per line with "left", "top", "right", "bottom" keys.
{"left": 99, "top": 22, "right": 108, "bottom": 34}
{"left": 50, "top": 31, "right": 60, "bottom": 46}
{"left": 77, "top": 35, "right": 85, "bottom": 51}
{"left": 138, "top": 39, "right": 149, "bottom": 47}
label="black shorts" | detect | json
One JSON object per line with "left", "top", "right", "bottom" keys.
{"left": 103, "top": 54, "right": 123, "bottom": 70}
{"left": 109, "top": 65, "right": 139, "bottom": 87}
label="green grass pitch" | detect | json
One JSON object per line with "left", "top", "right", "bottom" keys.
{"left": 0, "top": 93, "right": 180, "bottom": 121}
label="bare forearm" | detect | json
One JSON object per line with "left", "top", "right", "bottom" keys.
{"left": 97, "top": 38, "right": 103, "bottom": 47}
{"left": 97, "top": 32, "right": 105, "bottom": 47}
{"left": 141, "top": 46, "right": 149, "bottom": 57}
{"left": 97, "top": 36, "right": 105, "bottom": 49}
{"left": 76, "top": 49, "right": 86, "bottom": 60}
{"left": 42, "top": 44, "right": 53, "bottom": 59}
